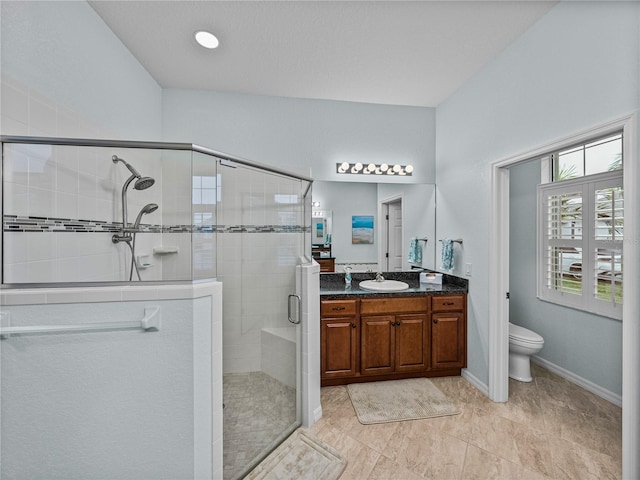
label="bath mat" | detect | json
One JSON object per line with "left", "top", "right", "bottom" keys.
{"left": 245, "top": 429, "right": 347, "bottom": 480}
{"left": 347, "top": 378, "right": 460, "bottom": 425}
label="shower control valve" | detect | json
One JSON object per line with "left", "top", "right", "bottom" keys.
{"left": 112, "top": 234, "right": 133, "bottom": 244}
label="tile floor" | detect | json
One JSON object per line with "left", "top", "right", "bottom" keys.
{"left": 223, "top": 372, "right": 297, "bottom": 480}
{"left": 308, "top": 364, "right": 622, "bottom": 479}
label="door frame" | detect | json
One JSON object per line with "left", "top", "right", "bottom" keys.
{"left": 488, "top": 113, "right": 638, "bottom": 477}
{"left": 379, "top": 194, "right": 404, "bottom": 271}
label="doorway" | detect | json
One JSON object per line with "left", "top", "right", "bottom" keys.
{"left": 381, "top": 198, "right": 403, "bottom": 271}
{"left": 489, "top": 114, "right": 638, "bottom": 477}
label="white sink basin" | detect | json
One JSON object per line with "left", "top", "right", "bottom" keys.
{"left": 359, "top": 280, "right": 410, "bottom": 292}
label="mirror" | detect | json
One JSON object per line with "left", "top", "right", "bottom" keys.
{"left": 312, "top": 211, "right": 332, "bottom": 245}
{"left": 312, "top": 181, "right": 436, "bottom": 272}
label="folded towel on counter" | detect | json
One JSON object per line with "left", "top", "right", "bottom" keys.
{"left": 441, "top": 239, "right": 454, "bottom": 271}
{"left": 408, "top": 237, "right": 423, "bottom": 265}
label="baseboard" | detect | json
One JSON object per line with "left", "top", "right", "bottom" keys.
{"left": 313, "top": 406, "right": 323, "bottom": 423}
{"left": 461, "top": 368, "right": 490, "bottom": 398}
{"left": 532, "top": 356, "right": 622, "bottom": 407}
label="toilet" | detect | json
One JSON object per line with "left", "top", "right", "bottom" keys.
{"left": 508, "top": 322, "right": 544, "bottom": 382}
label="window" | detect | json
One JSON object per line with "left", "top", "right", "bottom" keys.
{"left": 538, "top": 133, "right": 623, "bottom": 320}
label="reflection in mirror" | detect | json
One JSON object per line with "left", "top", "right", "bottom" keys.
{"left": 311, "top": 210, "right": 332, "bottom": 245}
{"left": 312, "top": 181, "right": 436, "bottom": 273}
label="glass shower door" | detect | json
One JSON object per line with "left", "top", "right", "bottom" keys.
{"left": 216, "top": 159, "right": 308, "bottom": 480}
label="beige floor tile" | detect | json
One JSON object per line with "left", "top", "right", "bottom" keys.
{"left": 479, "top": 378, "right": 546, "bottom": 434}
{"left": 542, "top": 402, "right": 621, "bottom": 461}
{"left": 312, "top": 366, "right": 619, "bottom": 480}
{"left": 461, "top": 444, "right": 549, "bottom": 480}
{"left": 382, "top": 419, "right": 467, "bottom": 479}
{"left": 548, "top": 435, "right": 621, "bottom": 480}
{"left": 337, "top": 414, "right": 400, "bottom": 453}
{"left": 308, "top": 423, "right": 380, "bottom": 480}
{"left": 367, "top": 454, "right": 426, "bottom": 480}
{"left": 442, "top": 407, "right": 554, "bottom": 476}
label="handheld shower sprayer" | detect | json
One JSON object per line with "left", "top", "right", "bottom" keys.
{"left": 133, "top": 203, "right": 159, "bottom": 230}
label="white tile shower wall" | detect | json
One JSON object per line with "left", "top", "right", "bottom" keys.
{"left": 217, "top": 164, "right": 307, "bottom": 375}
{"left": 1, "top": 76, "right": 174, "bottom": 283}
{"left": 1, "top": 85, "right": 202, "bottom": 283}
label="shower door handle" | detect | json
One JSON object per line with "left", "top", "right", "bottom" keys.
{"left": 288, "top": 294, "right": 301, "bottom": 325}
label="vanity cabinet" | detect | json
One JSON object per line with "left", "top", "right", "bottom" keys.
{"left": 431, "top": 295, "right": 467, "bottom": 369}
{"left": 320, "top": 294, "right": 466, "bottom": 386}
{"left": 321, "top": 300, "right": 359, "bottom": 379}
{"left": 360, "top": 297, "right": 429, "bottom": 376}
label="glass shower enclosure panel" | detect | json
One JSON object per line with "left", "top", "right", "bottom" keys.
{"left": 217, "top": 159, "right": 309, "bottom": 480}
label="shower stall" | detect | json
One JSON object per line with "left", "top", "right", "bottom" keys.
{"left": 0, "top": 137, "right": 313, "bottom": 479}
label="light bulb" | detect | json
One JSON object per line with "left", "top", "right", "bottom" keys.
{"left": 380, "top": 163, "right": 389, "bottom": 172}
{"left": 368, "top": 163, "right": 376, "bottom": 172}
{"left": 341, "top": 162, "right": 349, "bottom": 171}
{"left": 194, "top": 31, "right": 219, "bottom": 49}
{"left": 393, "top": 164, "right": 401, "bottom": 172}
{"left": 405, "top": 165, "right": 414, "bottom": 173}
{"left": 354, "top": 162, "right": 363, "bottom": 172}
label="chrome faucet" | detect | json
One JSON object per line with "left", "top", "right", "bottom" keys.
{"left": 375, "top": 272, "right": 385, "bottom": 282}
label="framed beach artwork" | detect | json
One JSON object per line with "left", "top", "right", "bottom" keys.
{"left": 352, "top": 215, "right": 374, "bottom": 244}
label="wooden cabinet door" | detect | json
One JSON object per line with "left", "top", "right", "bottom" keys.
{"left": 361, "top": 315, "right": 395, "bottom": 375}
{"left": 395, "top": 314, "right": 429, "bottom": 372}
{"left": 321, "top": 317, "right": 358, "bottom": 378}
{"left": 431, "top": 312, "right": 465, "bottom": 368}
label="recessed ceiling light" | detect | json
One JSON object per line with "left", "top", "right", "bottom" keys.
{"left": 194, "top": 30, "right": 219, "bottom": 49}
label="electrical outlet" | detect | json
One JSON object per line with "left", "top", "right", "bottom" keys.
{"left": 465, "top": 263, "right": 472, "bottom": 276}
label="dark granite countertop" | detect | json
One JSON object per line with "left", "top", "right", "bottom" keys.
{"left": 320, "top": 270, "right": 468, "bottom": 299}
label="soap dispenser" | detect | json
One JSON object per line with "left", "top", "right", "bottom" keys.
{"left": 344, "top": 266, "right": 352, "bottom": 286}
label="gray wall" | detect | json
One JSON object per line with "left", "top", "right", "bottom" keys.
{"left": 162, "top": 88, "right": 436, "bottom": 184}
{"left": 435, "top": 1, "right": 639, "bottom": 388}
{"left": 509, "top": 159, "right": 622, "bottom": 395}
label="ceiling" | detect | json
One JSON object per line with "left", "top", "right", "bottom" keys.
{"left": 89, "top": 1, "right": 557, "bottom": 108}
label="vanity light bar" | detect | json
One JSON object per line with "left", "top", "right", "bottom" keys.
{"left": 336, "top": 162, "right": 413, "bottom": 176}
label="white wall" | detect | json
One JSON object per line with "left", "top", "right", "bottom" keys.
{"left": 436, "top": 1, "right": 640, "bottom": 389}
{"left": 162, "top": 88, "right": 436, "bottom": 184}
{"left": 0, "top": 1, "right": 162, "bottom": 140}
{"left": 0, "top": 284, "right": 222, "bottom": 480}
{"left": 509, "top": 159, "right": 622, "bottom": 396}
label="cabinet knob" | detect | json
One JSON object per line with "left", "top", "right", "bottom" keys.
{"left": 351, "top": 323, "right": 357, "bottom": 328}
{"left": 333, "top": 307, "right": 346, "bottom": 311}
{"left": 433, "top": 319, "right": 439, "bottom": 324}
{"left": 444, "top": 302, "right": 455, "bottom": 306}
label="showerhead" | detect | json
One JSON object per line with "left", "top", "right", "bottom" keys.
{"left": 133, "top": 203, "right": 159, "bottom": 229}
{"left": 112, "top": 155, "right": 141, "bottom": 178}
{"left": 134, "top": 176, "right": 155, "bottom": 190}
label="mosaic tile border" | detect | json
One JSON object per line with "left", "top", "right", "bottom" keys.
{"left": 3, "top": 215, "right": 309, "bottom": 234}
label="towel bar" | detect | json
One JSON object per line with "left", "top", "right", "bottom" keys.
{"left": 0, "top": 307, "right": 161, "bottom": 340}
{"left": 439, "top": 238, "right": 463, "bottom": 244}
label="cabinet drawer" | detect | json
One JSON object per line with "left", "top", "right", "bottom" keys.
{"left": 321, "top": 299, "right": 358, "bottom": 317}
{"left": 432, "top": 295, "right": 465, "bottom": 312}
{"left": 361, "top": 297, "right": 429, "bottom": 315}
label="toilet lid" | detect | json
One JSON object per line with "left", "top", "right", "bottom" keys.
{"left": 509, "top": 323, "right": 544, "bottom": 344}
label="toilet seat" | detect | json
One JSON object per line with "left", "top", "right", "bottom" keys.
{"left": 509, "top": 323, "right": 544, "bottom": 345}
